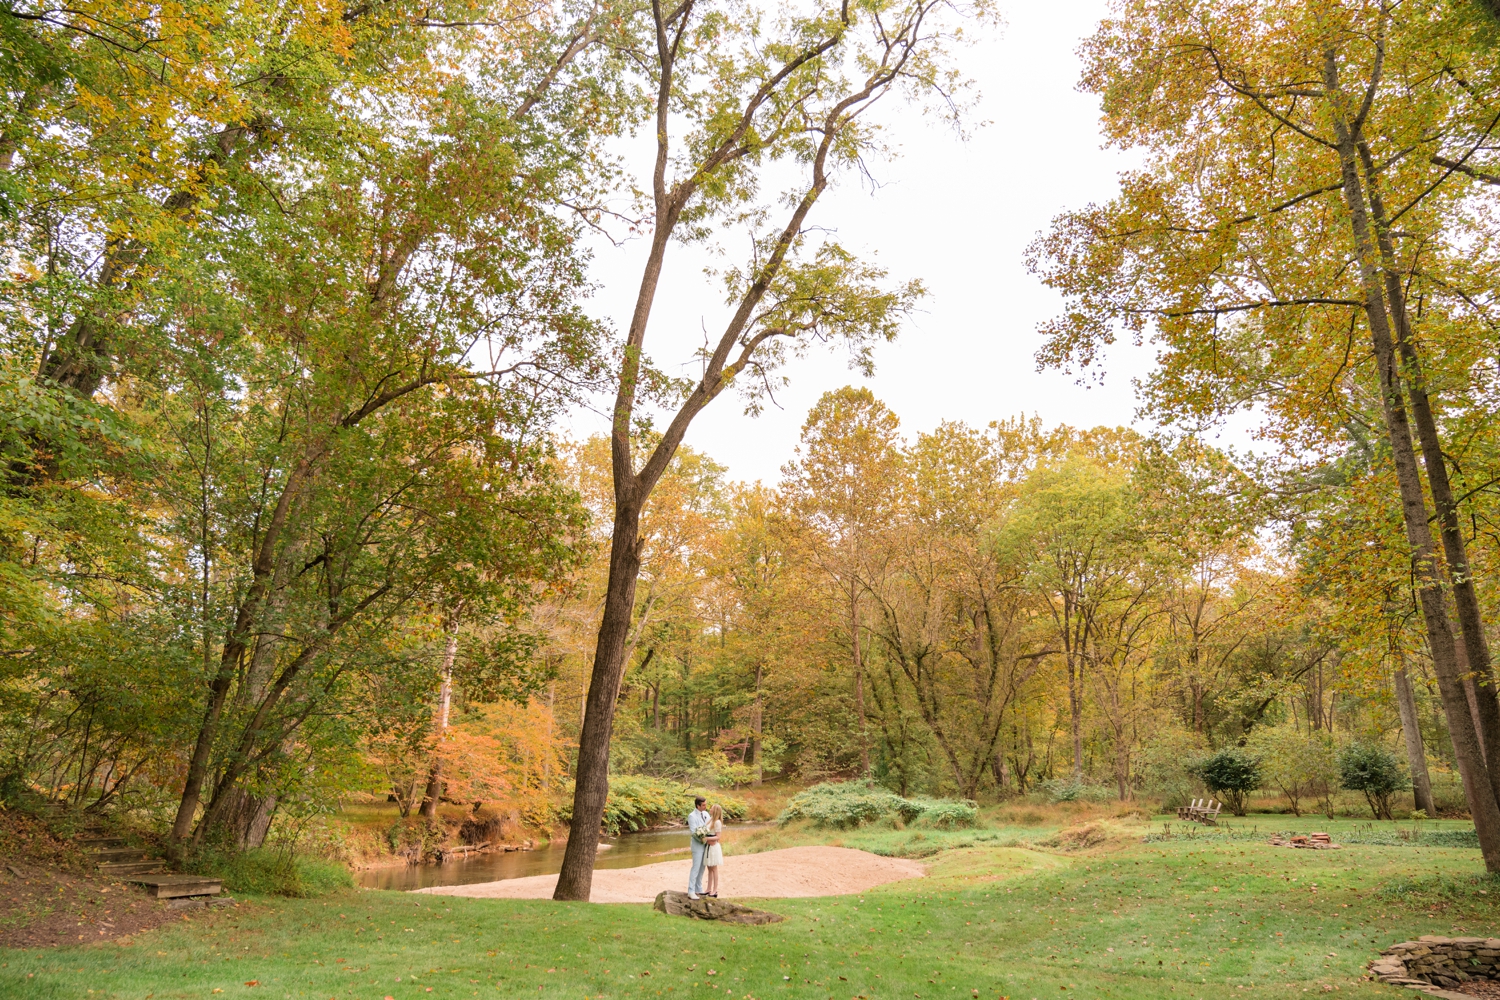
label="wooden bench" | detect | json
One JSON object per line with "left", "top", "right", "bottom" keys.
{"left": 1177, "top": 798, "right": 1223, "bottom": 824}
{"left": 128, "top": 874, "right": 222, "bottom": 899}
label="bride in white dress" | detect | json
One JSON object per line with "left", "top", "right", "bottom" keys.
{"left": 703, "top": 804, "right": 724, "bottom": 897}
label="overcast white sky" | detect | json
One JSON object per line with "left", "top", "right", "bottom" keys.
{"left": 568, "top": 1, "right": 1163, "bottom": 485}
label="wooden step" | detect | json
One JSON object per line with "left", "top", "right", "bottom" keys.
{"left": 77, "top": 835, "right": 126, "bottom": 848}
{"left": 90, "top": 847, "right": 152, "bottom": 862}
{"left": 100, "top": 861, "right": 167, "bottom": 876}
{"left": 128, "top": 875, "right": 222, "bottom": 899}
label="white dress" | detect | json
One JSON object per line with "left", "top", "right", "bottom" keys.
{"left": 704, "top": 820, "right": 724, "bottom": 866}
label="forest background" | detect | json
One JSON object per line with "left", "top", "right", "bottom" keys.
{"left": 4, "top": 0, "right": 1500, "bottom": 878}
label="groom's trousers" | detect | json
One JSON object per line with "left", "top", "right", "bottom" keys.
{"left": 688, "top": 840, "right": 706, "bottom": 894}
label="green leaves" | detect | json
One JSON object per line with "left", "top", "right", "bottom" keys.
{"left": 1189, "top": 748, "right": 1261, "bottom": 815}
{"left": 1337, "top": 741, "right": 1409, "bottom": 820}
{"left": 0, "top": 0, "right": 633, "bottom": 834}
{"left": 726, "top": 243, "right": 923, "bottom": 409}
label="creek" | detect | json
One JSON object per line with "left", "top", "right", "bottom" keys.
{"left": 355, "top": 823, "right": 770, "bottom": 891}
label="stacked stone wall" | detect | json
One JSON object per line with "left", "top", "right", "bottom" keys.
{"left": 1369, "top": 936, "right": 1500, "bottom": 990}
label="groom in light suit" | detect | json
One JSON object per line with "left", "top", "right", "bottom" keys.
{"left": 686, "top": 795, "right": 710, "bottom": 899}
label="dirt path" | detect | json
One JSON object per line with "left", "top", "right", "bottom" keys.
{"left": 413, "top": 845, "right": 925, "bottom": 904}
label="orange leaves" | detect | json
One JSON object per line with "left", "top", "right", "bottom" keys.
{"left": 435, "top": 700, "right": 568, "bottom": 815}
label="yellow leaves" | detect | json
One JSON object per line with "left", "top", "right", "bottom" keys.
{"left": 289, "top": 1, "right": 358, "bottom": 59}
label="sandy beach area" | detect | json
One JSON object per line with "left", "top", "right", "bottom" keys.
{"left": 411, "top": 845, "right": 925, "bottom": 903}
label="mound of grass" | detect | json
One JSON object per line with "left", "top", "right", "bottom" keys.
{"left": 1378, "top": 870, "right": 1500, "bottom": 908}
{"left": 777, "top": 781, "right": 976, "bottom": 829}
{"left": 1423, "top": 828, "right": 1481, "bottom": 848}
{"left": 1042, "top": 821, "right": 1109, "bottom": 850}
{"left": 189, "top": 848, "right": 352, "bottom": 898}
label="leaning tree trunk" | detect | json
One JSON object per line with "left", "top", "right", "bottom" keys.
{"left": 1328, "top": 57, "right": 1500, "bottom": 870}
{"left": 1358, "top": 137, "right": 1500, "bottom": 797}
{"left": 1394, "top": 656, "right": 1436, "bottom": 815}
{"left": 553, "top": 500, "right": 643, "bottom": 901}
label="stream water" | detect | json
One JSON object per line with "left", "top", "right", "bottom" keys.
{"left": 355, "top": 823, "right": 771, "bottom": 892}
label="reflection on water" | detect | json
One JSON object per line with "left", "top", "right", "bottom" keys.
{"left": 355, "top": 823, "right": 770, "bottom": 892}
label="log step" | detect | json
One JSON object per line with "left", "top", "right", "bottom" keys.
{"left": 100, "top": 861, "right": 167, "bottom": 876}
{"left": 77, "top": 836, "right": 126, "bottom": 849}
{"left": 90, "top": 848, "right": 152, "bottom": 862}
{"left": 129, "top": 875, "right": 222, "bottom": 899}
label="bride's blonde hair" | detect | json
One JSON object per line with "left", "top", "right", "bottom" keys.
{"left": 708, "top": 803, "right": 723, "bottom": 822}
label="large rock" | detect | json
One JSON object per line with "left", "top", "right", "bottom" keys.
{"left": 653, "top": 891, "right": 785, "bottom": 925}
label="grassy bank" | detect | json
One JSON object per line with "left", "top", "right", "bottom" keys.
{"left": 6, "top": 811, "right": 1498, "bottom": 999}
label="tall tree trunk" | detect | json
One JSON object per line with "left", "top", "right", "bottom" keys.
{"left": 851, "top": 586, "right": 869, "bottom": 776}
{"left": 211, "top": 789, "right": 279, "bottom": 850}
{"left": 420, "top": 614, "right": 462, "bottom": 820}
{"left": 1394, "top": 657, "right": 1436, "bottom": 815}
{"left": 750, "top": 662, "right": 763, "bottom": 786}
{"left": 544, "top": 682, "right": 556, "bottom": 790}
{"left": 1327, "top": 51, "right": 1500, "bottom": 870}
{"left": 1356, "top": 137, "right": 1500, "bottom": 795}
{"left": 1067, "top": 654, "right": 1084, "bottom": 782}
{"left": 553, "top": 501, "right": 642, "bottom": 901}
{"left": 1456, "top": 640, "right": 1490, "bottom": 767}
{"left": 991, "top": 752, "right": 1007, "bottom": 795}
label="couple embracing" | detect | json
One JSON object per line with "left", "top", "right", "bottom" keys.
{"left": 686, "top": 795, "right": 725, "bottom": 899}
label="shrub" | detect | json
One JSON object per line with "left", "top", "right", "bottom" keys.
{"left": 191, "top": 848, "right": 353, "bottom": 897}
{"left": 778, "top": 781, "right": 917, "bottom": 828}
{"left": 557, "top": 776, "right": 747, "bottom": 835}
{"left": 690, "top": 750, "right": 759, "bottom": 789}
{"left": 1338, "top": 741, "right": 1409, "bottom": 820}
{"left": 1246, "top": 726, "right": 1338, "bottom": 817}
{"left": 906, "top": 797, "right": 978, "bottom": 829}
{"left": 1190, "top": 748, "right": 1261, "bottom": 816}
{"left": 1041, "top": 779, "right": 1115, "bottom": 803}
{"left": 777, "top": 781, "right": 974, "bottom": 829}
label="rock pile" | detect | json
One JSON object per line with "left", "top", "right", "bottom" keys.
{"left": 1268, "top": 832, "right": 1341, "bottom": 849}
{"left": 1369, "top": 936, "right": 1500, "bottom": 992}
{"left": 653, "top": 890, "right": 785, "bottom": 925}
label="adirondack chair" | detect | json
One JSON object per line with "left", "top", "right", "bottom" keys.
{"left": 1177, "top": 798, "right": 1202, "bottom": 820}
{"left": 1198, "top": 800, "right": 1223, "bottom": 825}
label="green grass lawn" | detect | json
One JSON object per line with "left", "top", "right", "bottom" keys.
{"left": 5, "top": 815, "right": 1498, "bottom": 1000}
